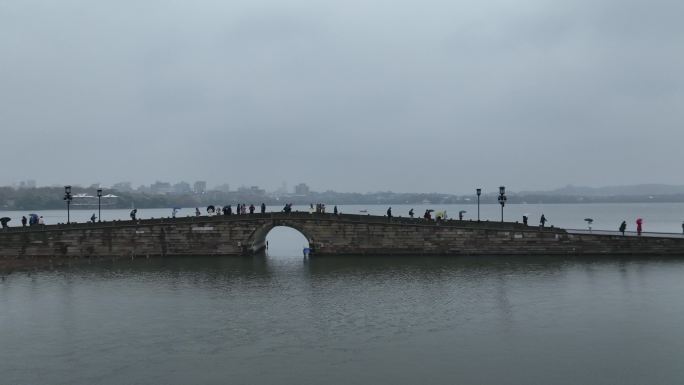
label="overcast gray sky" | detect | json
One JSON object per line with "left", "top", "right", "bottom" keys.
{"left": 1, "top": 0, "right": 682, "bottom": 193}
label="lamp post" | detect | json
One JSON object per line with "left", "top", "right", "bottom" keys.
{"left": 476, "top": 188, "right": 482, "bottom": 221}
{"left": 497, "top": 186, "right": 506, "bottom": 222}
{"left": 97, "top": 188, "right": 102, "bottom": 222}
{"left": 64, "top": 185, "right": 72, "bottom": 224}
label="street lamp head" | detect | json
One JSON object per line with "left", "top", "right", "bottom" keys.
{"left": 499, "top": 186, "right": 506, "bottom": 195}
{"left": 476, "top": 188, "right": 481, "bottom": 196}
{"left": 64, "top": 185, "right": 71, "bottom": 194}
{"left": 97, "top": 188, "right": 103, "bottom": 197}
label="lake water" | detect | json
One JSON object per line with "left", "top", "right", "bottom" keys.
{"left": 2, "top": 203, "right": 684, "bottom": 384}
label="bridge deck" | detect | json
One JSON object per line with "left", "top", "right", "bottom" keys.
{"left": 0, "top": 212, "right": 537, "bottom": 233}
{"left": 566, "top": 229, "right": 684, "bottom": 239}
{"left": 2, "top": 212, "right": 684, "bottom": 240}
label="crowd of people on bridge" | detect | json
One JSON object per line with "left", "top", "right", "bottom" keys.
{"left": 4, "top": 203, "right": 684, "bottom": 237}
{"left": 182, "top": 203, "right": 271, "bottom": 217}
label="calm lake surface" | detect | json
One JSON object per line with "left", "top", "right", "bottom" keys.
{"left": 2, "top": 203, "right": 684, "bottom": 384}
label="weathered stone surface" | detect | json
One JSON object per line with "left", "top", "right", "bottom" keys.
{"left": 0, "top": 212, "right": 683, "bottom": 258}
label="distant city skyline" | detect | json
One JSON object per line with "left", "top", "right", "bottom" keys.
{"left": 8, "top": 179, "right": 684, "bottom": 197}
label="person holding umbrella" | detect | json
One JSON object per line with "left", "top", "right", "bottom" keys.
{"left": 636, "top": 218, "right": 643, "bottom": 236}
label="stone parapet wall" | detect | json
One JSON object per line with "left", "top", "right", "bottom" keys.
{"left": 0, "top": 213, "right": 683, "bottom": 258}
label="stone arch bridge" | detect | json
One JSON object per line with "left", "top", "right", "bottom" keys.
{"left": 1, "top": 212, "right": 684, "bottom": 259}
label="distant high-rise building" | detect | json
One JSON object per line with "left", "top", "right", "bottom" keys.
{"left": 112, "top": 182, "right": 133, "bottom": 192}
{"left": 173, "top": 181, "right": 192, "bottom": 194}
{"left": 150, "top": 181, "right": 172, "bottom": 194}
{"left": 18, "top": 179, "right": 36, "bottom": 189}
{"left": 275, "top": 181, "right": 288, "bottom": 195}
{"left": 194, "top": 181, "right": 207, "bottom": 194}
{"left": 237, "top": 185, "right": 266, "bottom": 195}
{"left": 294, "top": 183, "right": 310, "bottom": 195}
{"left": 214, "top": 183, "right": 231, "bottom": 193}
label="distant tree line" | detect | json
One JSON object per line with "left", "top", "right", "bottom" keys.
{"left": 2, "top": 186, "right": 684, "bottom": 210}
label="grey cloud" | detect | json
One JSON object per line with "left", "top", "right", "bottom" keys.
{"left": 1, "top": 0, "right": 682, "bottom": 193}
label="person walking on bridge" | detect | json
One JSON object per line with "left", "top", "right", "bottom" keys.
{"left": 409, "top": 208, "right": 414, "bottom": 218}
{"left": 539, "top": 214, "right": 547, "bottom": 228}
{"left": 90, "top": 214, "right": 97, "bottom": 223}
{"left": 21, "top": 216, "right": 27, "bottom": 227}
{"left": 130, "top": 209, "right": 137, "bottom": 221}
{"left": 619, "top": 221, "right": 627, "bottom": 236}
{"left": 261, "top": 203, "right": 266, "bottom": 214}
{"left": 636, "top": 218, "right": 643, "bottom": 236}
{"left": 386, "top": 207, "right": 392, "bottom": 219}
{"left": 249, "top": 204, "right": 255, "bottom": 214}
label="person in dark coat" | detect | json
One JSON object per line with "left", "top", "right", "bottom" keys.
{"left": 522, "top": 215, "right": 528, "bottom": 226}
{"left": 386, "top": 207, "right": 392, "bottom": 218}
{"left": 130, "top": 209, "right": 137, "bottom": 220}
{"left": 261, "top": 203, "right": 266, "bottom": 214}
{"left": 90, "top": 214, "right": 97, "bottom": 223}
{"left": 21, "top": 216, "right": 27, "bottom": 227}
{"left": 334, "top": 206, "right": 338, "bottom": 215}
{"left": 249, "top": 204, "right": 255, "bottom": 214}
{"left": 619, "top": 221, "right": 627, "bottom": 236}
{"left": 409, "top": 209, "right": 414, "bottom": 218}
{"left": 539, "top": 214, "right": 547, "bottom": 228}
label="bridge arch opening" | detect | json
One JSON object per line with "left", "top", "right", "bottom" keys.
{"left": 264, "top": 226, "right": 311, "bottom": 257}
